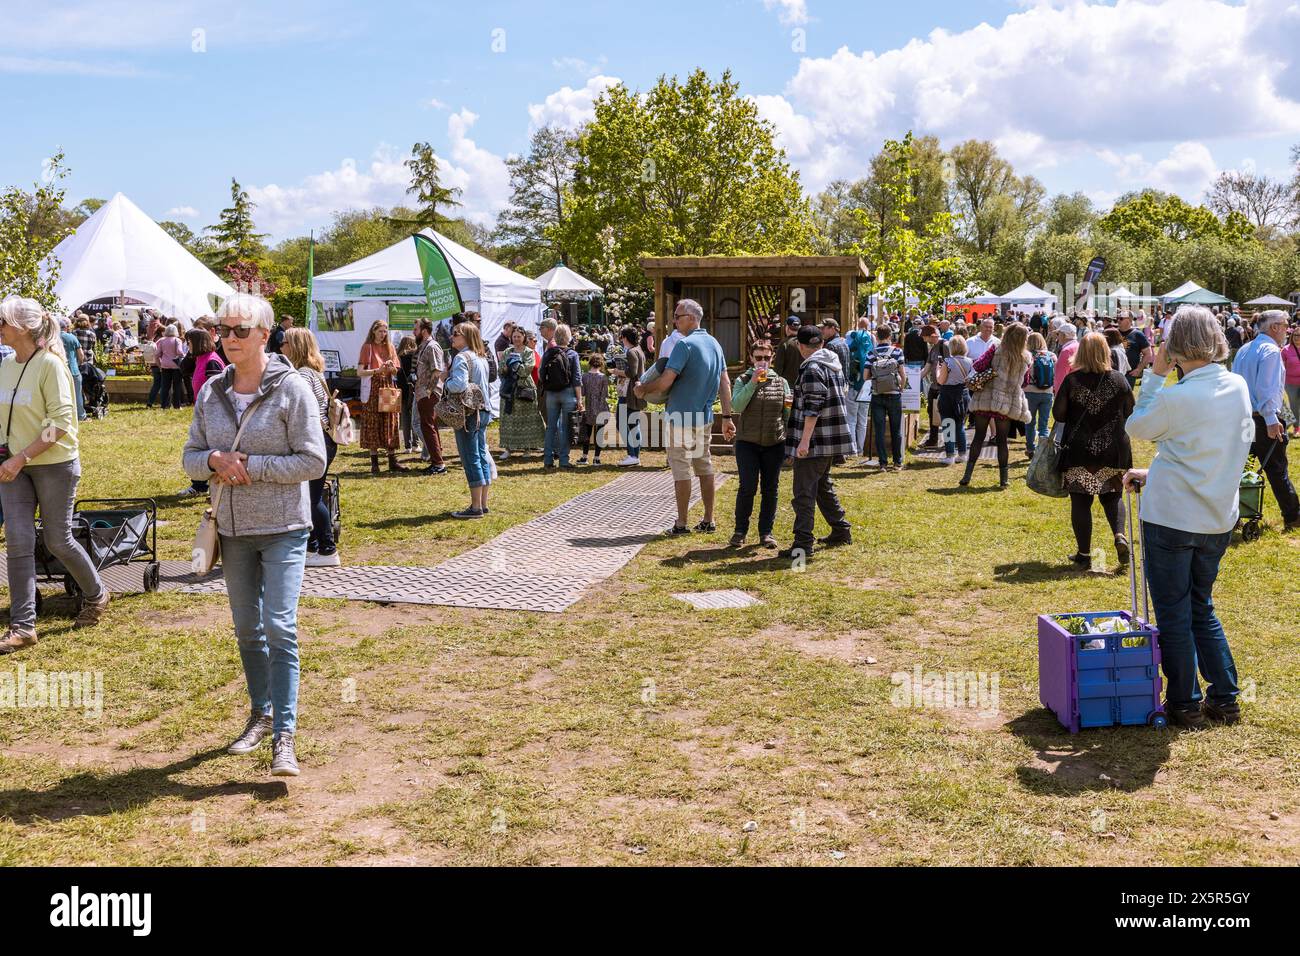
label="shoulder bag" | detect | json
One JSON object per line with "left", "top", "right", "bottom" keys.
{"left": 191, "top": 402, "right": 258, "bottom": 575}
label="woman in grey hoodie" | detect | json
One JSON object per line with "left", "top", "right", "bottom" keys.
{"left": 183, "top": 294, "right": 326, "bottom": 777}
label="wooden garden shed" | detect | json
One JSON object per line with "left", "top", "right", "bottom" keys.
{"left": 638, "top": 255, "right": 874, "bottom": 366}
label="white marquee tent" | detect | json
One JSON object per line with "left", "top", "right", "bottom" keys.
{"left": 44, "top": 193, "right": 234, "bottom": 321}
{"left": 948, "top": 285, "right": 1005, "bottom": 305}
{"left": 310, "top": 228, "right": 542, "bottom": 365}
{"left": 1000, "top": 281, "right": 1058, "bottom": 307}
{"left": 534, "top": 264, "right": 602, "bottom": 295}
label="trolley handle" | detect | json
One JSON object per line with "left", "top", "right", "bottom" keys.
{"left": 1125, "top": 485, "right": 1150, "bottom": 625}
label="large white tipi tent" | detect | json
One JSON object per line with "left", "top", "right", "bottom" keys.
{"left": 310, "top": 228, "right": 542, "bottom": 363}
{"left": 45, "top": 193, "right": 234, "bottom": 321}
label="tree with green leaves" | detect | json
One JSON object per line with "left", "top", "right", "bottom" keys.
{"left": 557, "top": 69, "right": 817, "bottom": 290}
{"left": 947, "top": 139, "right": 1043, "bottom": 255}
{"left": 158, "top": 220, "right": 197, "bottom": 250}
{"left": 814, "top": 135, "right": 949, "bottom": 256}
{"left": 398, "top": 142, "right": 462, "bottom": 232}
{"left": 206, "top": 178, "right": 267, "bottom": 273}
{"left": 493, "top": 126, "right": 578, "bottom": 273}
{"left": 0, "top": 150, "right": 72, "bottom": 309}
{"left": 1097, "top": 192, "right": 1254, "bottom": 246}
{"left": 72, "top": 197, "right": 107, "bottom": 222}
{"left": 851, "top": 133, "right": 970, "bottom": 311}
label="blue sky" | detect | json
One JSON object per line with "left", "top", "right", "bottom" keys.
{"left": 4, "top": 0, "right": 1298, "bottom": 242}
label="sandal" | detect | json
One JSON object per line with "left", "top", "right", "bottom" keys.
{"left": 693, "top": 521, "right": 717, "bottom": 533}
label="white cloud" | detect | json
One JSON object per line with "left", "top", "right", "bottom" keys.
{"left": 527, "top": 75, "right": 620, "bottom": 131}
{"left": 248, "top": 147, "right": 410, "bottom": 239}
{"left": 0, "top": 0, "right": 344, "bottom": 51}
{"left": 762, "top": 0, "right": 809, "bottom": 27}
{"left": 440, "top": 109, "right": 510, "bottom": 229}
{"left": 552, "top": 55, "right": 608, "bottom": 77}
{"left": 165, "top": 205, "right": 199, "bottom": 219}
{"left": 1097, "top": 142, "right": 1220, "bottom": 199}
{"left": 427, "top": 97, "right": 448, "bottom": 110}
{"left": 0, "top": 55, "right": 141, "bottom": 76}
{"left": 754, "top": 0, "right": 1300, "bottom": 193}
{"left": 247, "top": 110, "right": 510, "bottom": 240}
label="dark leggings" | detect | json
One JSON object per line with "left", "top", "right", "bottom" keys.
{"left": 1070, "top": 491, "right": 1124, "bottom": 556}
{"left": 579, "top": 419, "right": 602, "bottom": 459}
{"left": 968, "top": 413, "right": 1011, "bottom": 470}
{"left": 308, "top": 437, "right": 339, "bottom": 553}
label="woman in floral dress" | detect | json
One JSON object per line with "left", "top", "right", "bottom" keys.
{"left": 498, "top": 327, "right": 545, "bottom": 460}
{"left": 358, "top": 320, "right": 406, "bottom": 474}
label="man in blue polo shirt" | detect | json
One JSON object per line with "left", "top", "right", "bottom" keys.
{"left": 59, "top": 317, "right": 86, "bottom": 421}
{"left": 635, "top": 298, "right": 734, "bottom": 535}
{"left": 1233, "top": 309, "right": 1299, "bottom": 530}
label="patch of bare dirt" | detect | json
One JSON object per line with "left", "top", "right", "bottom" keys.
{"left": 749, "top": 625, "right": 884, "bottom": 665}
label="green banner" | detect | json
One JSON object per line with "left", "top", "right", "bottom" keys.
{"left": 304, "top": 232, "right": 314, "bottom": 327}
{"left": 413, "top": 233, "right": 463, "bottom": 322}
{"left": 387, "top": 302, "right": 430, "bottom": 330}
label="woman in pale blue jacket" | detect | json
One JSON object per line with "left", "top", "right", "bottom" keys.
{"left": 445, "top": 321, "right": 492, "bottom": 518}
{"left": 1123, "top": 306, "right": 1252, "bottom": 732}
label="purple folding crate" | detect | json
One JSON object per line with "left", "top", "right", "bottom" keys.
{"left": 1036, "top": 489, "right": 1167, "bottom": 733}
{"left": 1038, "top": 611, "right": 1165, "bottom": 733}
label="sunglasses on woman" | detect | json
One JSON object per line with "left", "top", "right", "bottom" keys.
{"left": 216, "top": 324, "right": 258, "bottom": 339}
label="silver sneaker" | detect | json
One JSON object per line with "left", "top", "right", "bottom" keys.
{"left": 271, "top": 733, "right": 300, "bottom": 776}
{"left": 227, "top": 713, "right": 273, "bottom": 755}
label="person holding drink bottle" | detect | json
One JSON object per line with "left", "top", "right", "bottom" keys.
{"left": 728, "top": 338, "right": 791, "bottom": 549}
{"left": 1122, "top": 306, "right": 1252, "bottom": 731}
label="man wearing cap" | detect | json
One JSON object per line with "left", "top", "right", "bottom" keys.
{"left": 779, "top": 325, "right": 853, "bottom": 561}
{"left": 774, "top": 316, "right": 803, "bottom": 386}
{"left": 1116, "top": 311, "right": 1153, "bottom": 386}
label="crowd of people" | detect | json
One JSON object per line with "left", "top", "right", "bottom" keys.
{"left": 0, "top": 286, "right": 1294, "bottom": 774}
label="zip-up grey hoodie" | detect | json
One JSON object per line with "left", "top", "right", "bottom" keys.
{"left": 182, "top": 354, "right": 327, "bottom": 537}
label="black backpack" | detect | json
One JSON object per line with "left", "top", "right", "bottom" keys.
{"left": 541, "top": 348, "right": 574, "bottom": 391}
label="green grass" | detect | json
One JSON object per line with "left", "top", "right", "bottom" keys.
{"left": 0, "top": 398, "right": 1296, "bottom": 865}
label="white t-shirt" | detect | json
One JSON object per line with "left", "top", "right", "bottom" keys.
{"left": 229, "top": 388, "right": 256, "bottom": 422}
{"left": 659, "top": 330, "right": 684, "bottom": 359}
{"left": 966, "top": 334, "right": 999, "bottom": 363}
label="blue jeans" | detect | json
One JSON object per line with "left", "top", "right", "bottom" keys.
{"left": 1142, "top": 521, "right": 1238, "bottom": 710}
{"left": 146, "top": 366, "right": 163, "bottom": 407}
{"left": 846, "top": 386, "right": 869, "bottom": 455}
{"left": 544, "top": 390, "right": 577, "bottom": 466}
{"left": 221, "top": 529, "right": 309, "bottom": 735}
{"left": 72, "top": 373, "right": 85, "bottom": 420}
{"left": 938, "top": 384, "right": 969, "bottom": 457}
{"left": 454, "top": 410, "right": 493, "bottom": 488}
{"left": 870, "top": 393, "right": 903, "bottom": 465}
{"left": 618, "top": 402, "right": 642, "bottom": 458}
{"left": 1025, "top": 391, "right": 1052, "bottom": 455}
